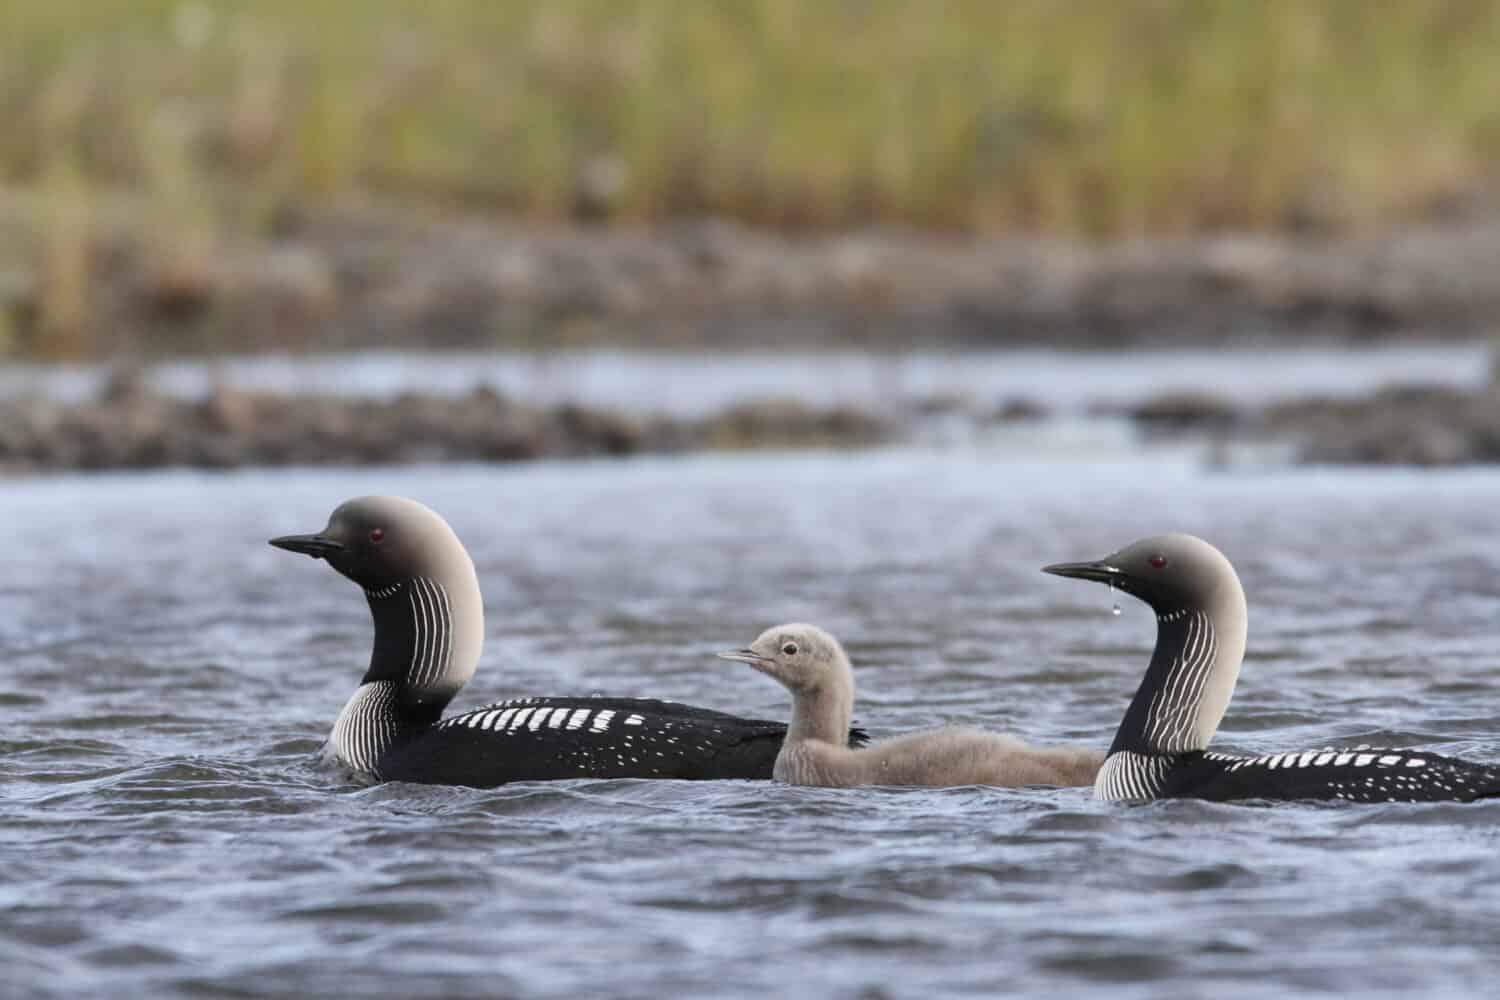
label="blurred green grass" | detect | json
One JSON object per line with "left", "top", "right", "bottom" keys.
{"left": 3, "top": 0, "right": 1500, "bottom": 357}
{"left": 6, "top": 0, "right": 1500, "bottom": 235}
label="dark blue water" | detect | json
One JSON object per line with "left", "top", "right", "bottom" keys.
{"left": 4, "top": 450, "right": 1500, "bottom": 998}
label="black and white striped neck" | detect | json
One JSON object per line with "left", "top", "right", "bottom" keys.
{"left": 328, "top": 681, "right": 402, "bottom": 780}
{"left": 1109, "top": 607, "right": 1223, "bottom": 756}
{"left": 364, "top": 581, "right": 405, "bottom": 601}
{"left": 1094, "top": 750, "right": 1175, "bottom": 801}
{"left": 328, "top": 574, "right": 457, "bottom": 779}
{"left": 362, "top": 575, "right": 463, "bottom": 718}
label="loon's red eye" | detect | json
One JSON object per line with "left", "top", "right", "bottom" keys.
{"left": 1149, "top": 554, "right": 1167, "bottom": 569}
{"left": 369, "top": 528, "right": 385, "bottom": 543}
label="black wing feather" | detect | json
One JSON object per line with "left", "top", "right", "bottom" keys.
{"left": 1169, "top": 748, "right": 1500, "bottom": 803}
{"left": 376, "top": 696, "right": 865, "bottom": 788}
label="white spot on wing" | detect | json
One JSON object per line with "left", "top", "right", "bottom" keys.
{"left": 591, "top": 710, "right": 616, "bottom": 733}
{"left": 624, "top": 714, "right": 645, "bottom": 726}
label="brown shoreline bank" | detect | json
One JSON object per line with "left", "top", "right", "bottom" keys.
{"left": 5, "top": 201, "right": 1500, "bottom": 360}
{"left": 1131, "top": 384, "right": 1500, "bottom": 466}
{"left": 6, "top": 367, "right": 1500, "bottom": 473}
{"left": 0, "top": 370, "right": 890, "bottom": 473}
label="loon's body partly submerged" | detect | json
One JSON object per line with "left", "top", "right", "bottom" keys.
{"left": 1094, "top": 746, "right": 1500, "bottom": 804}
{"left": 334, "top": 686, "right": 802, "bottom": 786}
{"left": 275, "top": 497, "right": 863, "bottom": 788}
{"left": 1046, "top": 533, "right": 1500, "bottom": 804}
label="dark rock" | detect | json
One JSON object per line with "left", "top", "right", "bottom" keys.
{"left": 1131, "top": 391, "right": 1240, "bottom": 430}
{"left": 199, "top": 385, "right": 258, "bottom": 434}
{"left": 100, "top": 364, "right": 154, "bottom": 405}
{"left": 992, "top": 397, "right": 1049, "bottom": 422}
{"left": 705, "top": 398, "right": 889, "bottom": 450}
{"left": 911, "top": 393, "right": 975, "bottom": 417}
{"left": 1267, "top": 383, "right": 1500, "bottom": 465}
{"left": 138, "top": 259, "right": 219, "bottom": 324}
{"left": 0, "top": 378, "right": 890, "bottom": 472}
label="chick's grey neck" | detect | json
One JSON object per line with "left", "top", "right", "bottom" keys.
{"left": 787, "top": 678, "right": 852, "bottom": 746}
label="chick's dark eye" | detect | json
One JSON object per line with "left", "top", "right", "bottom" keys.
{"left": 369, "top": 528, "right": 385, "bottom": 544}
{"left": 1149, "top": 554, "right": 1167, "bottom": 569}
{"left": 781, "top": 642, "right": 799, "bottom": 656}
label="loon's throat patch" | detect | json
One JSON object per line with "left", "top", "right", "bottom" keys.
{"left": 404, "top": 577, "right": 454, "bottom": 690}
{"left": 1143, "top": 610, "right": 1218, "bottom": 753}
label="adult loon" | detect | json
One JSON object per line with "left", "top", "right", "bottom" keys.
{"left": 270, "top": 496, "right": 866, "bottom": 787}
{"left": 1044, "top": 533, "right": 1500, "bottom": 803}
{"left": 720, "top": 623, "right": 1102, "bottom": 788}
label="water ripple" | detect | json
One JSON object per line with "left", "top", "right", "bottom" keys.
{"left": 4, "top": 459, "right": 1500, "bottom": 998}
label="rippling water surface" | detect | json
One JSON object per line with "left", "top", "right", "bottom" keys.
{"left": 5, "top": 449, "right": 1500, "bottom": 998}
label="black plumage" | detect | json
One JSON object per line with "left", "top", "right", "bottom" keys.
{"left": 1047, "top": 533, "right": 1500, "bottom": 805}
{"left": 271, "top": 496, "right": 868, "bottom": 789}
{"left": 1163, "top": 749, "right": 1500, "bottom": 803}
{"left": 379, "top": 697, "right": 869, "bottom": 787}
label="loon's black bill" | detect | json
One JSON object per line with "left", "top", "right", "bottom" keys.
{"left": 1042, "top": 559, "right": 1122, "bottom": 584}
{"left": 717, "top": 649, "right": 769, "bottom": 665}
{"left": 269, "top": 533, "right": 346, "bottom": 559}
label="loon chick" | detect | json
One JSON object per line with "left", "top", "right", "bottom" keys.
{"left": 271, "top": 496, "right": 866, "bottom": 787}
{"left": 719, "top": 624, "right": 1103, "bottom": 788}
{"left": 1045, "top": 533, "right": 1500, "bottom": 803}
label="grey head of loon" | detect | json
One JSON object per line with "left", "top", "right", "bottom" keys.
{"left": 270, "top": 496, "right": 484, "bottom": 721}
{"left": 719, "top": 623, "right": 854, "bottom": 744}
{"left": 1044, "top": 533, "right": 1249, "bottom": 755}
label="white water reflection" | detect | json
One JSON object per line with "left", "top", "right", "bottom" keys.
{"left": 1, "top": 344, "right": 1490, "bottom": 416}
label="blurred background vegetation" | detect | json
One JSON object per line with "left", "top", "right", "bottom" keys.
{"left": 3, "top": 0, "right": 1500, "bottom": 357}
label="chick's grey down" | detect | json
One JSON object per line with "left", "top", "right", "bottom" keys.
{"left": 270, "top": 496, "right": 865, "bottom": 787}
{"left": 721, "top": 624, "right": 1102, "bottom": 788}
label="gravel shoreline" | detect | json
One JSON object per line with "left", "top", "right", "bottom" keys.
{"left": 1130, "top": 383, "right": 1500, "bottom": 466}
{"left": 5, "top": 201, "right": 1500, "bottom": 359}
{"left": 5, "top": 366, "right": 1500, "bottom": 473}
{"left": 0, "top": 370, "right": 891, "bottom": 473}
